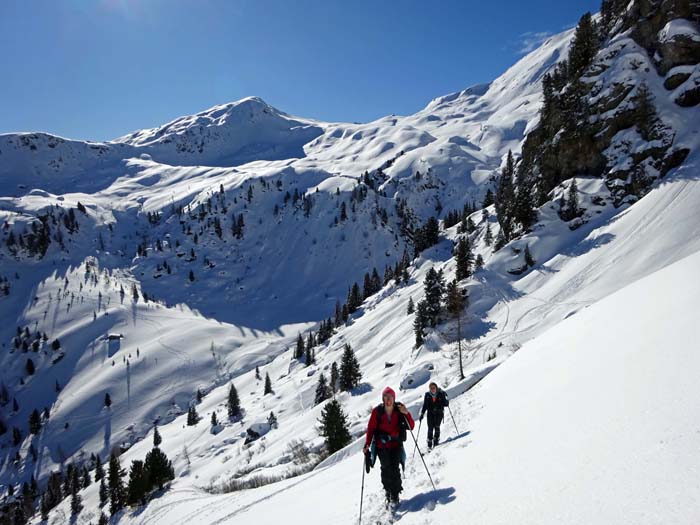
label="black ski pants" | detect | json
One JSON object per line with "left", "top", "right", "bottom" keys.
{"left": 377, "top": 446, "right": 403, "bottom": 499}
{"left": 427, "top": 411, "right": 443, "bottom": 442}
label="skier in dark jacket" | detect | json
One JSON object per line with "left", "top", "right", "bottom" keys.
{"left": 419, "top": 382, "right": 448, "bottom": 448}
{"left": 363, "top": 386, "right": 415, "bottom": 506}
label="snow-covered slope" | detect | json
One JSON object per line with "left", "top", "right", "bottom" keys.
{"left": 53, "top": 165, "right": 700, "bottom": 525}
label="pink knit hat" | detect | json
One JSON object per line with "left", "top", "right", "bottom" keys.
{"left": 382, "top": 386, "right": 396, "bottom": 399}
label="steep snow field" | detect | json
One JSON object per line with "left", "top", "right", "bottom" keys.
{"left": 70, "top": 167, "right": 700, "bottom": 525}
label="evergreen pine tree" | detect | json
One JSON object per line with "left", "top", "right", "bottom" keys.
{"left": 383, "top": 265, "right": 394, "bottom": 285}
{"left": 28, "top": 409, "right": 41, "bottom": 435}
{"left": 423, "top": 268, "right": 443, "bottom": 327}
{"left": 330, "top": 362, "right": 339, "bottom": 394}
{"left": 482, "top": 189, "right": 495, "bottom": 208}
{"left": 98, "top": 512, "right": 109, "bottom": 525}
{"left": 495, "top": 150, "right": 516, "bottom": 243}
{"left": 210, "top": 411, "right": 218, "bottom": 426}
{"left": 186, "top": 405, "right": 199, "bottom": 426}
{"left": 227, "top": 383, "right": 240, "bottom": 419}
{"left": 455, "top": 237, "right": 473, "bottom": 281}
{"left": 634, "top": 83, "right": 660, "bottom": 141}
{"left": 295, "top": 333, "right": 305, "bottom": 360}
{"left": 99, "top": 478, "right": 108, "bottom": 507}
{"left": 494, "top": 229, "right": 507, "bottom": 251}
{"left": 264, "top": 372, "right": 273, "bottom": 395}
{"left": 513, "top": 165, "right": 538, "bottom": 231}
{"left": 304, "top": 345, "right": 315, "bottom": 367}
{"left": 339, "top": 344, "right": 362, "bottom": 392}
{"left": 255, "top": 366, "right": 261, "bottom": 380}
{"left": 407, "top": 296, "right": 415, "bottom": 315}
{"left": 314, "top": 373, "right": 331, "bottom": 405}
{"left": 318, "top": 399, "right": 352, "bottom": 454}
{"left": 153, "top": 426, "right": 162, "bottom": 447}
{"left": 334, "top": 300, "right": 343, "bottom": 327}
{"left": 370, "top": 268, "right": 381, "bottom": 294}
{"left": 127, "top": 460, "right": 148, "bottom": 506}
{"left": 127, "top": 459, "right": 148, "bottom": 505}
{"left": 424, "top": 217, "right": 440, "bottom": 247}
{"left": 568, "top": 12, "right": 599, "bottom": 79}
{"left": 484, "top": 222, "right": 493, "bottom": 246}
{"left": 362, "top": 272, "right": 373, "bottom": 299}
{"left": 70, "top": 483, "right": 83, "bottom": 516}
{"left": 81, "top": 466, "right": 91, "bottom": 488}
{"left": 104, "top": 392, "right": 112, "bottom": 408}
{"left": 562, "top": 178, "right": 580, "bottom": 221}
{"left": 144, "top": 447, "right": 174, "bottom": 491}
{"left": 346, "top": 282, "right": 362, "bottom": 313}
{"left": 95, "top": 457, "right": 105, "bottom": 481}
{"left": 108, "top": 453, "right": 126, "bottom": 515}
{"left": 414, "top": 299, "right": 429, "bottom": 348}
{"left": 25, "top": 358, "right": 35, "bottom": 376}
{"left": 475, "top": 254, "right": 485, "bottom": 271}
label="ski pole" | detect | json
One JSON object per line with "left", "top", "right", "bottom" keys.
{"left": 403, "top": 414, "right": 436, "bottom": 491}
{"left": 447, "top": 405, "right": 460, "bottom": 436}
{"left": 358, "top": 453, "right": 366, "bottom": 525}
{"left": 412, "top": 418, "right": 422, "bottom": 460}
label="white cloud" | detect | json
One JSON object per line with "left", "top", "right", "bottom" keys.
{"left": 517, "top": 31, "right": 554, "bottom": 54}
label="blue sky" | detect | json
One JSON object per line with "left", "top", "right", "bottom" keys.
{"left": 0, "top": 0, "right": 600, "bottom": 141}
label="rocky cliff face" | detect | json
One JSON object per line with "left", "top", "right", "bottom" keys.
{"left": 517, "top": 0, "right": 699, "bottom": 210}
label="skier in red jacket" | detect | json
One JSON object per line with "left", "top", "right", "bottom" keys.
{"left": 363, "top": 386, "right": 415, "bottom": 505}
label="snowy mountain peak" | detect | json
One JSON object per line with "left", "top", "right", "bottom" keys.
{"left": 113, "top": 95, "right": 301, "bottom": 147}
{"left": 110, "top": 96, "right": 325, "bottom": 167}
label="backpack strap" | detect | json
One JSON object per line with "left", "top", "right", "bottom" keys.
{"left": 374, "top": 404, "right": 407, "bottom": 444}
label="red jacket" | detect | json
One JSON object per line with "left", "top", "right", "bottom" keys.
{"left": 365, "top": 404, "right": 415, "bottom": 449}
